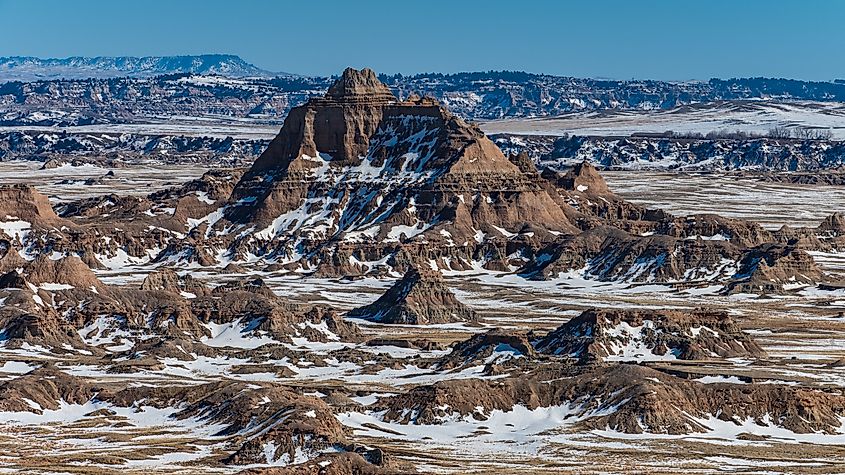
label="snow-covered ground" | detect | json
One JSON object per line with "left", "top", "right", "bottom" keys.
{"left": 0, "top": 119, "right": 281, "bottom": 140}
{"left": 603, "top": 171, "right": 845, "bottom": 230}
{"left": 0, "top": 160, "right": 207, "bottom": 201}
{"left": 482, "top": 100, "right": 845, "bottom": 139}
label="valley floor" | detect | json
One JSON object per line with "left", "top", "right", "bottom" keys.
{"left": 1, "top": 162, "right": 845, "bottom": 474}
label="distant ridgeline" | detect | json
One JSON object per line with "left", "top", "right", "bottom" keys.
{"left": 0, "top": 54, "right": 278, "bottom": 81}
{"left": 2, "top": 59, "right": 845, "bottom": 121}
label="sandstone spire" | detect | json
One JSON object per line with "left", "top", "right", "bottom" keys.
{"left": 324, "top": 67, "right": 396, "bottom": 103}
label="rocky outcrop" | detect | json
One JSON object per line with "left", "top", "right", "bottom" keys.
{"left": 191, "top": 67, "right": 583, "bottom": 275}
{"left": 0, "top": 366, "right": 96, "bottom": 413}
{"left": 437, "top": 329, "right": 537, "bottom": 370}
{"left": 0, "top": 184, "right": 68, "bottom": 232}
{"left": 520, "top": 221, "right": 826, "bottom": 292}
{"left": 376, "top": 364, "right": 845, "bottom": 435}
{"left": 325, "top": 67, "right": 395, "bottom": 103}
{"left": 0, "top": 296, "right": 90, "bottom": 351}
{"left": 346, "top": 268, "right": 475, "bottom": 324}
{"left": 140, "top": 268, "right": 208, "bottom": 296}
{"left": 104, "top": 380, "right": 349, "bottom": 466}
{"left": 534, "top": 308, "right": 765, "bottom": 362}
{"left": 520, "top": 225, "right": 741, "bottom": 283}
{"left": 818, "top": 212, "right": 845, "bottom": 235}
{"left": 726, "top": 243, "right": 826, "bottom": 294}
{"left": 167, "top": 168, "right": 244, "bottom": 202}
{"left": 497, "top": 133, "right": 845, "bottom": 171}
{"left": 655, "top": 214, "right": 773, "bottom": 248}
{"left": 21, "top": 255, "right": 107, "bottom": 293}
{"left": 555, "top": 161, "right": 610, "bottom": 195}
{"left": 190, "top": 277, "right": 362, "bottom": 343}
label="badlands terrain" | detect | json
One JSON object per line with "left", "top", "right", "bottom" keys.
{"left": 0, "top": 67, "right": 844, "bottom": 474}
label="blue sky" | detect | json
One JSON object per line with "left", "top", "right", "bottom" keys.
{"left": 0, "top": 0, "right": 842, "bottom": 80}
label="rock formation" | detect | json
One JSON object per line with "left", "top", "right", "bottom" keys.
{"left": 0, "top": 365, "right": 95, "bottom": 413}
{"left": 346, "top": 267, "right": 475, "bottom": 324}
{"left": 181, "top": 67, "right": 584, "bottom": 275}
{"left": 0, "top": 184, "right": 66, "bottom": 228}
{"left": 437, "top": 329, "right": 537, "bottom": 370}
{"left": 726, "top": 243, "right": 826, "bottom": 294}
{"left": 534, "top": 308, "right": 765, "bottom": 362}
{"left": 375, "top": 363, "right": 845, "bottom": 436}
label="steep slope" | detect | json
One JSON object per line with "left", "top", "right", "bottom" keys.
{"left": 194, "top": 67, "right": 582, "bottom": 274}
{"left": 126, "top": 68, "right": 835, "bottom": 294}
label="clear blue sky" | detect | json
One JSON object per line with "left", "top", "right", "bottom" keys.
{"left": 1, "top": 0, "right": 843, "bottom": 80}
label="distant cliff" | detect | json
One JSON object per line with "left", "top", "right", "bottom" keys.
{"left": 0, "top": 54, "right": 277, "bottom": 81}
{"left": 494, "top": 134, "right": 845, "bottom": 171}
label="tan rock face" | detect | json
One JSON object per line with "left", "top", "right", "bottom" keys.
{"left": 24, "top": 255, "right": 107, "bottom": 293}
{"left": 140, "top": 268, "right": 208, "bottom": 296}
{"left": 212, "top": 68, "right": 582, "bottom": 275}
{"left": 325, "top": 67, "right": 395, "bottom": 103}
{"left": 346, "top": 267, "right": 475, "bottom": 324}
{"left": 557, "top": 161, "right": 610, "bottom": 195}
{"left": 817, "top": 212, "right": 845, "bottom": 234}
{"left": 0, "top": 184, "right": 65, "bottom": 227}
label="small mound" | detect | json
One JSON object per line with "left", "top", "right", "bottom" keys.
{"left": 212, "top": 276, "right": 277, "bottom": 298}
{"left": 534, "top": 308, "right": 765, "bottom": 362}
{"left": 562, "top": 364, "right": 845, "bottom": 435}
{"left": 106, "top": 381, "right": 347, "bottom": 466}
{"left": 0, "top": 310, "right": 89, "bottom": 350}
{"left": 191, "top": 286, "right": 361, "bottom": 345}
{"left": 0, "top": 242, "right": 27, "bottom": 274}
{"left": 140, "top": 268, "right": 208, "bottom": 296}
{"left": 437, "top": 329, "right": 537, "bottom": 370}
{"left": 57, "top": 194, "right": 152, "bottom": 219}
{"left": 0, "top": 365, "right": 96, "bottom": 413}
{"left": 23, "top": 255, "right": 106, "bottom": 292}
{"left": 727, "top": 243, "right": 825, "bottom": 294}
{"left": 558, "top": 161, "right": 610, "bottom": 195}
{"left": 817, "top": 212, "right": 845, "bottom": 235}
{"left": 346, "top": 268, "right": 475, "bottom": 325}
